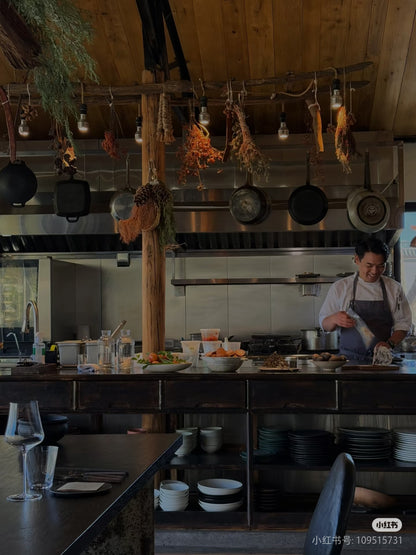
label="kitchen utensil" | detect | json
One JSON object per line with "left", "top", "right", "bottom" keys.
{"left": 110, "top": 156, "right": 135, "bottom": 221}
{"left": 300, "top": 328, "right": 339, "bottom": 351}
{"left": 229, "top": 173, "right": 271, "bottom": 225}
{"left": 346, "top": 307, "right": 375, "bottom": 349}
{"left": 288, "top": 152, "right": 328, "bottom": 225}
{"left": 346, "top": 151, "right": 390, "bottom": 233}
{"left": 54, "top": 175, "right": 90, "bottom": 222}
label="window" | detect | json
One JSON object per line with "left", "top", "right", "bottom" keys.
{"left": 400, "top": 204, "right": 416, "bottom": 325}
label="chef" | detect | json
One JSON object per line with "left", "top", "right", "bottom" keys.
{"left": 319, "top": 237, "right": 412, "bottom": 362}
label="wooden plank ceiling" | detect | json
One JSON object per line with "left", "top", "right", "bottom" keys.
{"left": 0, "top": 0, "right": 415, "bottom": 143}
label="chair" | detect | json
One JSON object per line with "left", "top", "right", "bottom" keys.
{"left": 304, "top": 452, "right": 356, "bottom": 555}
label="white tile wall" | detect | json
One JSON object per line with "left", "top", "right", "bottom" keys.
{"left": 61, "top": 252, "right": 358, "bottom": 341}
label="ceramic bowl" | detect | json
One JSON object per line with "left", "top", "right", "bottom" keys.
{"left": 202, "top": 357, "right": 244, "bottom": 373}
{"left": 312, "top": 359, "right": 348, "bottom": 372}
{"left": 197, "top": 478, "right": 243, "bottom": 496}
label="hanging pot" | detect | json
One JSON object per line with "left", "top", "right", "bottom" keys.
{"left": 0, "top": 87, "right": 37, "bottom": 207}
{"left": 346, "top": 151, "right": 390, "bottom": 233}
{"left": 54, "top": 175, "right": 90, "bottom": 223}
{"left": 288, "top": 153, "right": 328, "bottom": 225}
{"left": 0, "top": 160, "right": 37, "bottom": 207}
{"left": 229, "top": 173, "right": 271, "bottom": 224}
{"left": 110, "top": 156, "right": 135, "bottom": 221}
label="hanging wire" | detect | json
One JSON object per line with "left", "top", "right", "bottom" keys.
{"left": 199, "top": 78, "right": 206, "bottom": 97}
{"left": 329, "top": 85, "right": 333, "bottom": 127}
{"left": 26, "top": 83, "right": 31, "bottom": 106}
{"left": 343, "top": 68, "right": 346, "bottom": 109}
{"left": 80, "top": 82, "right": 84, "bottom": 105}
{"left": 349, "top": 81, "right": 355, "bottom": 114}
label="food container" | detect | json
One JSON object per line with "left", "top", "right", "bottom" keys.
{"left": 85, "top": 340, "right": 99, "bottom": 363}
{"left": 56, "top": 340, "right": 84, "bottom": 366}
{"left": 200, "top": 329, "right": 220, "bottom": 341}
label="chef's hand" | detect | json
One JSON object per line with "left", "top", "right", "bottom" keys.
{"left": 321, "top": 311, "right": 355, "bottom": 332}
{"left": 332, "top": 311, "right": 356, "bottom": 328}
{"left": 375, "top": 341, "right": 391, "bottom": 351}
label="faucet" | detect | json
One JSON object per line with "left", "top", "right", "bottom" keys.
{"left": 6, "top": 332, "right": 22, "bottom": 356}
{"left": 22, "top": 300, "right": 39, "bottom": 338}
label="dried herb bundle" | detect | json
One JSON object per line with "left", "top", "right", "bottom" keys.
{"left": 11, "top": 0, "right": 98, "bottom": 143}
{"left": 230, "top": 104, "right": 269, "bottom": 179}
{"left": 177, "top": 122, "right": 222, "bottom": 190}
{"left": 156, "top": 93, "right": 175, "bottom": 144}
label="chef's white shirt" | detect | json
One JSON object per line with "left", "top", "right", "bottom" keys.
{"left": 319, "top": 273, "right": 412, "bottom": 332}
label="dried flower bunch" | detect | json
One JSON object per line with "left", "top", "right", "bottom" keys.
{"left": 177, "top": 121, "right": 223, "bottom": 190}
{"left": 119, "top": 171, "right": 176, "bottom": 251}
{"left": 230, "top": 104, "right": 269, "bottom": 180}
{"left": 332, "top": 106, "right": 359, "bottom": 174}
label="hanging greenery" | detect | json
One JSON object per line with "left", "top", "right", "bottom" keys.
{"left": 10, "top": 0, "right": 98, "bottom": 142}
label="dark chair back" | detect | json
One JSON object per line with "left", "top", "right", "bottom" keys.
{"left": 304, "top": 452, "right": 356, "bottom": 555}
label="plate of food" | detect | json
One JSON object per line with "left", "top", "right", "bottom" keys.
{"left": 134, "top": 351, "right": 192, "bottom": 373}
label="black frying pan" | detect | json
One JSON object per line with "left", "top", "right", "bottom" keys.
{"left": 288, "top": 154, "right": 328, "bottom": 225}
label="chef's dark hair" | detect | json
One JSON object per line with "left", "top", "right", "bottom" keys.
{"left": 355, "top": 237, "right": 389, "bottom": 262}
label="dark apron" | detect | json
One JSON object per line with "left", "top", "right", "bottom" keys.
{"left": 339, "top": 274, "right": 393, "bottom": 362}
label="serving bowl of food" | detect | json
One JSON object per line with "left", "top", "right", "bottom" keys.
{"left": 311, "top": 352, "right": 348, "bottom": 372}
{"left": 202, "top": 346, "right": 246, "bottom": 373}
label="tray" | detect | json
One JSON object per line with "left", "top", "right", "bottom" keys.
{"left": 259, "top": 366, "right": 299, "bottom": 372}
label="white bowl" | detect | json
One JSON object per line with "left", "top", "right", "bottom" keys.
{"left": 312, "top": 359, "right": 348, "bottom": 371}
{"left": 160, "top": 480, "right": 189, "bottom": 493}
{"left": 202, "top": 357, "right": 244, "bottom": 372}
{"left": 198, "top": 499, "right": 243, "bottom": 512}
{"left": 197, "top": 478, "right": 243, "bottom": 496}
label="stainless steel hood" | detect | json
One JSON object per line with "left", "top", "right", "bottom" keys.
{"left": 0, "top": 133, "right": 404, "bottom": 254}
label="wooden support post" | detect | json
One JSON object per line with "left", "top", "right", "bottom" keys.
{"left": 141, "top": 69, "right": 166, "bottom": 434}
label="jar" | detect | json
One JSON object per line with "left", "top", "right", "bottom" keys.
{"left": 98, "top": 330, "right": 114, "bottom": 372}
{"left": 117, "top": 329, "right": 134, "bottom": 373}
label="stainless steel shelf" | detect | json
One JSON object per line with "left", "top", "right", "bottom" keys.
{"left": 171, "top": 277, "right": 339, "bottom": 286}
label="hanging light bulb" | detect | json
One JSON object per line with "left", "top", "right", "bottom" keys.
{"left": 18, "top": 116, "right": 30, "bottom": 138}
{"left": 278, "top": 110, "right": 289, "bottom": 140}
{"left": 330, "top": 78, "right": 342, "bottom": 109}
{"left": 77, "top": 103, "right": 89, "bottom": 132}
{"left": 198, "top": 95, "right": 210, "bottom": 126}
{"left": 135, "top": 116, "right": 143, "bottom": 144}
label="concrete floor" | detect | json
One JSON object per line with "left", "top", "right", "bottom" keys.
{"left": 155, "top": 529, "right": 416, "bottom": 554}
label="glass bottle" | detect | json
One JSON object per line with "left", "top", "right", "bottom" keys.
{"left": 117, "top": 329, "right": 134, "bottom": 373}
{"left": 98, "top": 330, "right": 113, "bottom": 373}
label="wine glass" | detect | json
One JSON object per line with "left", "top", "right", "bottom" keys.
{"left": 4, "top": 401, "right": 44, "bottom": 501}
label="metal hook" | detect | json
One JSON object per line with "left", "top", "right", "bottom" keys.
{"left": 199, "top": 77, "right": 206, "bottom": 97}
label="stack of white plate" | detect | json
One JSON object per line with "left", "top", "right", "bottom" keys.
{"left": 154, "top": 489, "right": 160, "bottom": 509}
{"left": 174, "top": 430, "right": 194, "bottom": 457}
{"left": 200, "top": 426, "right": 223, "bottom": 453}
{"left": 197, "top": 478, "right": 244, "bottom": 512}
{"left": 258, "top": 427, "right": 289, "bottom": 455}
{"left": 393, "top": 428, "right": 416, "bottom": 462}
{"left": 159, "top": 480, "right": 189, "bottom": 511}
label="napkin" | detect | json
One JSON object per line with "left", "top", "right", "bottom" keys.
{"left": 57, "top": 481, "right": 105, "bottom": 492}
{"left": 77, "top": 363, "right": 99, "bottom": 374}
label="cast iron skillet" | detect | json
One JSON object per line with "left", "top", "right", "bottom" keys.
{"left": 288, "top": 153, "right": 328, "bottom": 225}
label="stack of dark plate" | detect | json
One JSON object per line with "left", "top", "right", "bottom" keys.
{"left": 197, "top": 479, "right": 244, "bottom": 512}
{"left": 254, "top": 486, "right": 281, "bottom": 512}
{"left": 258, "top": 427, "right": 289, "bottom": 455}
{"left": 288, "top": 430, "right": 335, "bottom": 465}
{"left": 240, "top": 449, "right": 275, "bottom": 463}
{"left": 337, "top": 426, "right": 391, "bottom": 461}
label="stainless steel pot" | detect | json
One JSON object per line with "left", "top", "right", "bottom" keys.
{"left": 300, "top": 328, "right": 339, "bottom": 351}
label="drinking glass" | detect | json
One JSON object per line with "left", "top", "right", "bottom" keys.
{"left": 4, "top": 401, "right": 45, "bottom": 501}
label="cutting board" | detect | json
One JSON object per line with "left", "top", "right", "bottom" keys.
{"left": 342, "top": 364, "right": 400, "bottom": 371}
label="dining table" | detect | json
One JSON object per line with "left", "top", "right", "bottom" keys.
{"left": 0, "top": 433, "right": 182, "bottom": 554}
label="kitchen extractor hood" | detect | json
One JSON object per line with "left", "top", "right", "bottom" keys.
{"left": 0, "top": 133, "right": 404, "bottom": 254}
